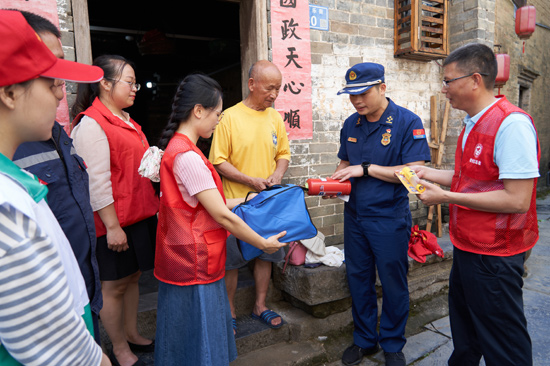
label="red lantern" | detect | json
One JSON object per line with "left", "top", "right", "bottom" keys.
{"left": 495, "top": 53, "right": 510, "bottom": 88}
{"left": 515, "top": 6, "right": 536, "bottom": 40}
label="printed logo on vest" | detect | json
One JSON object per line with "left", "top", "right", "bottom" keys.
{"left": 474, "top": 143, "right": 483, "bottom": 158}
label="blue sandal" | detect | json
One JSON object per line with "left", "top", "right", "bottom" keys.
{"left": 251, "top": 310, "right": 283, "bottom": 329}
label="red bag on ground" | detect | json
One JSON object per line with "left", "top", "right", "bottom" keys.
{"left": 408, "top": 225, "right": 444, "bottom": 263}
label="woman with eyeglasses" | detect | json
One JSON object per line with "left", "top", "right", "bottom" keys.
{"left": 71, "top": 55, "right": 159, "bottom": 366}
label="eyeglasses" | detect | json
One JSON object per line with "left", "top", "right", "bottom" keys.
{"left": 106, "top": 78, "right": 141, "bottom": 91}
{"left": 442, "top": 72, "right": 489, "bottom": 88}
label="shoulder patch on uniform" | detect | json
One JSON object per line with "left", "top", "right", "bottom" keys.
{"left": 413, "top": 129, "right": 426, "bottom": 139}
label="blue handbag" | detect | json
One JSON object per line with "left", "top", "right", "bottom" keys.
{"left": 232, "top": 184, "right": 318, "bottom": 260}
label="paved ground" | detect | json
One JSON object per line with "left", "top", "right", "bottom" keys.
{"left": 120, "top": 195, "right": 550, "bottom": 366}
{"left": 326, "top": 194, "right": 550, "bottom": 366}
{"left": 405, "top": 195, "right": 550, "bottom": 366}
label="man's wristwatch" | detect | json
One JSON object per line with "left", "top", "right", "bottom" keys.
{"left": 361, "top": 162, "right": 371, "bottom": 177}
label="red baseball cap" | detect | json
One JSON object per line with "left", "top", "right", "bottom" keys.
{"left": 0, "top": 9, "right": 103, "bottom": 87}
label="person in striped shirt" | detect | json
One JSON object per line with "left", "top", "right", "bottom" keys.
{"left": 0, "top": 10, "right": 110, "bottom": 366}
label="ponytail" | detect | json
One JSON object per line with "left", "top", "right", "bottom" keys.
{"left": 147, "top": 73, "right": 222, "bottom": 193}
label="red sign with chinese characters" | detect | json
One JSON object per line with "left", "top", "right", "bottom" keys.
{"left": 270, "top": 0, "right": 313, "bottom": 140}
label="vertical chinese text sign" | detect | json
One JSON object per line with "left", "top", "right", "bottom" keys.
{"left": 270, "top": 0, "right": 313, "bottom": 140}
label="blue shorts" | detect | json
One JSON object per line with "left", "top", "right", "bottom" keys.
{"left": 225, "top": 235, "right": 285, "bottom": 270}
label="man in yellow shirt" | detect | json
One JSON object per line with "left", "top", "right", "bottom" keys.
{"left": 209, "top": 60, "right": 290, "bottom": 330}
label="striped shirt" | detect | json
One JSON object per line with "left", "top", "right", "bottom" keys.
{"left": 0, "top": 203, "right": 102, "bottom": 365}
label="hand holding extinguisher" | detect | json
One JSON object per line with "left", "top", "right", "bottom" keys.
{"left": 304, "top": 178, "right": 352, "bottom": 198}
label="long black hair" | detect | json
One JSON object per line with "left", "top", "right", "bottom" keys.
{"left": 71, "top": 55, "right": 134, "bottom": 119}
{"left": 157, "top": 73, "right": 223, "bottom": 151}
{"left": 152, "top": 74, "right": 222, "bottom": 194}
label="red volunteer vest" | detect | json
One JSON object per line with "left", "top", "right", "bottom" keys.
{"left": 450, "top": 97, "right": 539, "bottom": 256}
{"left": 155, "top": 133, "right": 228, "bottom": 286}
{"left": 72, "top": 98, "right": 159, "bottom": 237}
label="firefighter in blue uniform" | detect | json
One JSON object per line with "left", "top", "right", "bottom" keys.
{"left": 331, "top": 63, "right": 431, "bottom": 366}
{"left": 13, "top": 121, "right": 102, "bottom": 344}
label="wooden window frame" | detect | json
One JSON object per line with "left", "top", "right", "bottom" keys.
{"left": 394, "top": 0, "right": 450, "bottom": 61}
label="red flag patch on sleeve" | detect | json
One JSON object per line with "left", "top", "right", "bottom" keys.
{"left": 413, "top": 129, "right": 426, "bottom": 139}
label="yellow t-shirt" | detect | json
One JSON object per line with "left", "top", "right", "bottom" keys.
{"left": 209, "top": 102, "right": 291, "bottom": 199}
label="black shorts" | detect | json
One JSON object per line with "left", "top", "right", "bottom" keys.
{"left": 96, "top": 215, "right": 157, "bottom": 281}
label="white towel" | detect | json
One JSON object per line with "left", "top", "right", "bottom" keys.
{"left": 306, "top": 246, "right": 344, "bottom": 267}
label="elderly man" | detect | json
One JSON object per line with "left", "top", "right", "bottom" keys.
{"left": 415, "top": 43, "right": 539, "bottom": 366}
{"left": 209, "top": 60, "right": 291, "bottom": 330}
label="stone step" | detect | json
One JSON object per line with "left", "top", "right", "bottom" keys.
{"left": 234, "top": 314, "right": 290, "bottom": 355}
{"left": 232, "top": 265, "right": 284, "bottom": 318}
{"left": 110, "top": 233, "right": 454, "bottom": 365}
{"left": 230, "top": 339, "right": 330, "bottom": 366}
{"left": 234, "top": 298, "right": 354, "bottom": 355}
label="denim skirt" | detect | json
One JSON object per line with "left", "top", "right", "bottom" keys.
{"left": 154, "top": 278, "right": 237, "bottom": 366}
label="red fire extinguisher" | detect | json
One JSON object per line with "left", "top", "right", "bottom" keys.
{"left": 305, "top": 178, "right": 352, "bottom": 196}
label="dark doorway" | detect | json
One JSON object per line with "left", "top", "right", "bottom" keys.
{"left": 87, "top": 0, "right": 242, "bottom": 151}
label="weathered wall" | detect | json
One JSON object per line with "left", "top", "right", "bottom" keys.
{"left": 54, "top": 0, "right": 548, "bottom": 247}
{"left": 278, "top": 0, "right": 455, "bottom": 245}
{"left": 494, "top": 0, "right": 550, "bottom": 189}
{"left": 55, "top": 0, "right": 79, "bottom": 112}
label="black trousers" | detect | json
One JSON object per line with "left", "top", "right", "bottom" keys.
{"left": 448, "top": 247, "right": 532, "bottom": 366}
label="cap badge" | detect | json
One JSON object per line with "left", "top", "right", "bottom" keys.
{"left": 349, "top": 71, "right": 357, "bottom": 81}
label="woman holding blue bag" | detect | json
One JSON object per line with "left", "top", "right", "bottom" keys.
{"left": 141, "top": 74, "right": 287, "bottom": 366}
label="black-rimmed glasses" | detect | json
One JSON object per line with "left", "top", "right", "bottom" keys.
{"left": 442, "top": 72, "right": 489, "bottom": 88}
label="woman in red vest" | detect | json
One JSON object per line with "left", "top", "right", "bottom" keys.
{"left": 150, "top": 74, "right": 287, "bottom": 365}
{"left": 71, "top": 55, "right": 159, "bottom": 366}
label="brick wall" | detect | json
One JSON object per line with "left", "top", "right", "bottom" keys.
{"left": 278, "top": 0, "right": 461, "bottom": 245}
{"left": 56, "top": 0, "right": 78, "bottom": 113}
{"left": 494, "top": 0, "right": 550, "bottom": 188}
{"left": 56, "top": 0, "right": 548, "bottom": 246}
